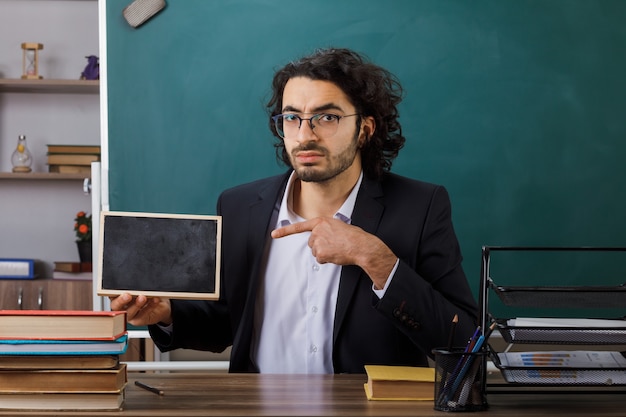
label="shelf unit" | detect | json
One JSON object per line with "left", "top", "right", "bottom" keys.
{"left": 0, "top": 279, "right": 92, "bottom": 310}
{"left": 0, "top": 0, "right": 99, "bottom": 304}
{"left": 479, "top": 246, "right": 626, "bottom": 395}
{"left": 0, "top": 78, "right": 99, "bottom": 181}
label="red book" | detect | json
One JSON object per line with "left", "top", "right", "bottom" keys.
{"left": 54, "top": 261, "right": 93, "bottom": 273}
{"left": 0, "top": 310, "right": 126, "bottom": 341}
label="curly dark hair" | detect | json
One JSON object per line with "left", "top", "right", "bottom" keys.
{"left": 266, "top": 47, "right": 405, "bottom": 179}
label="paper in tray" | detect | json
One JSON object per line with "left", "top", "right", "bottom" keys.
{"left": 489, "top": 283, "right": 626, "bottom": 308}
{"left": 492, "top": 351, "right": 626, "bottom": 385}
{"left": 496, "top": 318, "right": 626, "bottom": 345}
{"left": 497, "top": 367, "right": 626, "bottom": 385}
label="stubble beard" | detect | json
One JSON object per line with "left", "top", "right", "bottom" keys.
{"left": 291, "top": 136, "right": 360, "bottom": 183}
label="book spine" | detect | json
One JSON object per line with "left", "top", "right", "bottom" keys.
{"left": 46, "top": 154, "right": 100, "bottom": 165}
{"left": 49, "top": 164, "right": 93, "bottom": 174}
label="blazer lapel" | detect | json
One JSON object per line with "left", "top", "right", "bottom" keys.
{"left": 230, "top": 172, "right": 290, "bottom": 371}
{"left": 333, "top": 176, "right": 384, "bottom": 342}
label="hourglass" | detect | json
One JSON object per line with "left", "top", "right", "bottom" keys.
{"left": 21, "top": 43, "right": 43, "bottom": 80}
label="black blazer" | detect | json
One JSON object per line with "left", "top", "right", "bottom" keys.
{"left": 150, "top": 171, "right": 478, "bottom": 373}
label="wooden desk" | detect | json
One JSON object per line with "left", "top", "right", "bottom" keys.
{"left": 0, "top": 373, "right": 624, "bottom": 416}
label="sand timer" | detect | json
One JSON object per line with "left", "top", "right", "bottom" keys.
{"left": 21, "top": 43, "right": 44, "bottom": 80}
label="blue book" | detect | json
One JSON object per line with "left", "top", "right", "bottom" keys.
{"left": 0, "top": 334, "right": 128, "bottom": 356}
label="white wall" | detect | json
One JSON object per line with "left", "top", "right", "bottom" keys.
{"left": 0, "top": 0, "right": 100, "bottom": 278}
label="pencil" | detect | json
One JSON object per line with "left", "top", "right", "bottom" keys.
{"left": 484, "top": 321, "right": 497, "bottom": 341}
{"left": 135, "top": 380, "right": 164, "bottom": 396}
{"left": 437, "top": 325, "right": 481, "bottom": 404}
{"left": 447, "top": 314, "right": 459, "bottom": 351}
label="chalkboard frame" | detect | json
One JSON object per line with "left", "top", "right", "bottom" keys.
{"left": 97, "top": 211, "right": 221, "bottom": 300}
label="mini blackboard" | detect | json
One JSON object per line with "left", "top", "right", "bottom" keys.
{"left": 97, "top": 211, "right": 221, "bottom": 300}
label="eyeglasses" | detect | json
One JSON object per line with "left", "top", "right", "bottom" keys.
{"left": 271, "top": 113, "right": 360, "bottom": 139}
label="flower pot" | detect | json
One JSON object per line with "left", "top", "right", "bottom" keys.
{"left": 76, "top": 240, "right": 93, "bottom": 263}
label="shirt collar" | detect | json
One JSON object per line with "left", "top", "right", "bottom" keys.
{"left": 277, "top": 171, "right": 363, "bottom": 227}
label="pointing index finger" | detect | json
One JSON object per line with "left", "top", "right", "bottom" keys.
{"left": 271, "top": 218, "right": 321, "bottom": 239}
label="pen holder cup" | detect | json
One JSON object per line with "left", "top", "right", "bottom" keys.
{"left": 432, "top": 348, "right": 488, "bottom": 412}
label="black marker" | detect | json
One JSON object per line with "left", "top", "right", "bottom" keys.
{"left": 135, "top": 380, "right": 164, "bottom": 396}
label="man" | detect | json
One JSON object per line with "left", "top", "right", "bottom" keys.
{"left": 111, "top": 47, "right": 478, "bottom": 373}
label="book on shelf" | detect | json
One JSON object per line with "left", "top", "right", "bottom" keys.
{"left": 0, "top": 310, "right": 126, "bottom": 340}
{"left": 0, "top": 334, "right": 129, "bottom": 355}
{"left": 0, "top": 258, "right": 36, "bottom": 279}
{"left": 54, "top": 261, "right": 93, "bottom": 273}
{"left": 0, "top": 354, "right": 119, "bottom": 370}
{"left": 363, "top": 365, "right": 435, "bottom": 401}
{"left": 46, "top": 153, "right": 100, "bottom": 166}
{"left": 0, "top": 391, "right": 124, "bottom": 411}
{"left": 47, "top": 144, "right": 101, "bottom": 154}
{"left": 48, "top": 164, "right": 92, "bottom": 174}
{"left": 52, "top": 271, "right": 93, "bottom": 281}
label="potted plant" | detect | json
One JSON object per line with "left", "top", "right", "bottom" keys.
{"left": 74, "top": 211, "right": 92, "bottom": 263}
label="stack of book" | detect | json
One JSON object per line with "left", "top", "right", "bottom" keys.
{"left": 53, "top": 260, "right": 93, "bottom": 280}
{"left": 47, "top": 144, "right": 101, "bottom": 175}
{"left": 0, "top": 310, "right": 128, "bottom": 411}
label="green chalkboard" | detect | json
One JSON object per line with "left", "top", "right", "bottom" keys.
{"left": 105, "top": 0, "right": 626, "bottom": 297}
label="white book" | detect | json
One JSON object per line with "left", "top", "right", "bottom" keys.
{"left": 52, "top": 271, "right": 93, "bottom": 281}
{"left": 0, "top": 391, "right": 124, "bottom": 411}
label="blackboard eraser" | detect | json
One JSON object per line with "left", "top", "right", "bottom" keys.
{"left": 123, "top": 0, "right": 166, "bottom": 28}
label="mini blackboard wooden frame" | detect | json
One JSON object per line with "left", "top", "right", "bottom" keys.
{"left": 97, "top": 211, "right": 221, "bottom": 300}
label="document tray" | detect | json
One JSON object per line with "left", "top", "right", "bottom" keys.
{"left": 489, "top": 283, "right": 626, "bottom": 308}
{"left": 495, "top": 318, "right": 626, "bottom": 345}
{"left": 491, "top": 352, "right": 626, "bottom": 386}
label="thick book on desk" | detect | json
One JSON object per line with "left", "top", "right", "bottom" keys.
{"left": 0, "top": 391, "right": 124, "bottom": 411}
{"left": 0, "top": 354, "right": 119, "bottom": 370}
{"left": 0, "top": 334, "right": 128, "bottom": 355}
{"left": 364, "top": 365, "right": 435, "bottom": 401}
{"left": 0, "top": 363, "right": 127, "bottom": 393}
{"left": 0, "top": 310, "right": 126, "bottom": 340}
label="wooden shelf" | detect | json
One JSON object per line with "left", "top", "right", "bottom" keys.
{"left": 0, "top": 79, "right": 99, "bottom": 94}
{"left": 0, "top": 172, "right": 89, "bottom": 180}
